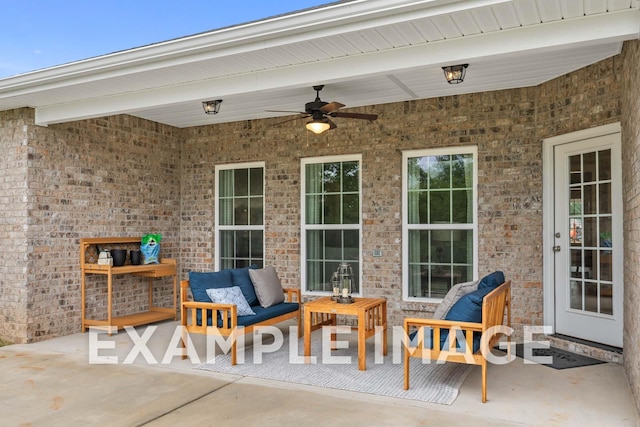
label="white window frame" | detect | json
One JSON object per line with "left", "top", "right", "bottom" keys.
{"left": 301, "top": 154, "right": 362, "bottom": 296}
{"left": 214, "top": 161, "right": 266, "bottom": 271}
{"left": 402, "top": 146, "right": 478, "bottom": 302}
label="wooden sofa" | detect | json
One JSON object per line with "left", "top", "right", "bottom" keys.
{"left": 180, "top": 279, "right": 302, "bottom": 365}
{"left": 403, "top": 280, "right": 511, "bottom": 403}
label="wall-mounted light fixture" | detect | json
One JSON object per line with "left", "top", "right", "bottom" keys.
{"left": 202, "top": 99, "right": 223, "bottom": 114}
{"left": 442, "top": 64, "right": 468, "bottom": 84}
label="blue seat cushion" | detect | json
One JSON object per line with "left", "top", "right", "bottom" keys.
{"left": 229, "top": 266, "right": 259, "bottom": 306}
{"left": 477, "top": 271, "right": 505, "bottom": 290}
{"left": 199, "top": 302, "right": 299, "bottom": 327}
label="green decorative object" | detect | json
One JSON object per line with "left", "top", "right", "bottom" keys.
{"left": 141, "top": 233, "right": 162, "bottom": 264}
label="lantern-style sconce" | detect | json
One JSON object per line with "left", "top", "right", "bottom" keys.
{"left": 442, "top": 64, "right": 468, "bottom": 84}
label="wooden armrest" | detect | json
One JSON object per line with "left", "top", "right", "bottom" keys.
{"left": 404, "top": 317, "right": 484, "bottom": 332}
{"left": 181, "top": 300, "right": 235, "bottom": 311}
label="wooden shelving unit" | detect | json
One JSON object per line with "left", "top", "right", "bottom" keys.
{"left": 80, "top": 237, "right": 177, "bottom": 333}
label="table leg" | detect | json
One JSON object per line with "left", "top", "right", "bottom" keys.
{"left": 358, "top": 311, "right": 366, "bottom": 371}
{"left": 304, "top": 308, "right": 312, "bottom": 363}
{"left": 382, "top": 301, "right": 388, "bottom": 356}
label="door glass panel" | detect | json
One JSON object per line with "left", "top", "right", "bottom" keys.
{"left": 599, "top": 183, "right": 611, "bottom": 214}
{"left": 585, "top": 283, "right": 598, "bottom": 313}
{"left": 583, "top": 184, "right": 597, "bottom": 215}
{"left": 601, "top": 283, "right": 613, "bottom": 315}
{"left": 570, "top": 280, "right": 582, "bottom": 310}
{"left": 583, "top": 152, "right": 596, "bottom": 183}
{"left": 566, "top": 149, "right": 614, "bottom": 316}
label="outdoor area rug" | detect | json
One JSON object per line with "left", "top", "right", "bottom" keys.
{"left": 508, "top": 344, "right": 606, "bottom": 370}
{"left": 196, "top": 333, "right": 474, "bottom": 405}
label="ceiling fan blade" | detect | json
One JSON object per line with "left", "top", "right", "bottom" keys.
{"left": 320, "top": 102, "right": 345, "bottom": 114}
{"left": 327, "top": 118, "right": 337, "bottom": 129}
{"left": 272, "top": 114, "right": 309, "bottom": 126}
{"left": 331, "top": 111, "right": 378, "bottom": 121}
{"left": 265, "top": 109, "right": 307, "bottom": 114}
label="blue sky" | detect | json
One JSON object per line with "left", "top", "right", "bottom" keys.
{"left": 0, "top": 0, "right": 330, "bottom": 78}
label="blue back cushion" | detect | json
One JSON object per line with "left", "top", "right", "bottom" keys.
{"left": 408, "top": 286, "right": 494, "bottom": 354}
{"left": 477, "top": 271, "right": 505, "bottom": 290}
{"left": 445, "top": 286, "right": 493, "bottom": 323}
{"left": 189, "top": 270, "right": 233, "bottom": 303}
{"left": 229, "top": 266, "right": 259, "bottom": 306}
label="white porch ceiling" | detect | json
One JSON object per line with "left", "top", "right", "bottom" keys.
{"left": 0, "top": 0, "right": 638, "bottom": 128}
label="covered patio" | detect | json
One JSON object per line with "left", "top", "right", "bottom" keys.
{"left": 1, "top": 0, "right": 639, "bottom": 421}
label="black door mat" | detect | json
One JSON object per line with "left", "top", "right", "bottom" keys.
{"left": 504, "top": 344, "right": 606, "bottom": 370}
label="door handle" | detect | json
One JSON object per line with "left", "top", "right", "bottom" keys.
{"left": 552, "top": 245, "right": 561, "bottom": 253}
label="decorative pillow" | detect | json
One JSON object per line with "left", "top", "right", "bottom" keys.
{"left": 445, "top": 286, "right": 494, "bottom": 323}
{"left": 433, "top": 280, "right": 479, "bottom": 320}
{"left": 206, "top": 286, "right": 256, "bottom": 316}
{"left": 249, "top": 266, "right": 285, "bottom": 308}
{"left": 477, "top": 271, "right": 505, "bottom": 290}
{"left": 188, "top": 270, "right": 233, "bottom": 303}
{"left": 230, "top": 265, "right": 259, "bottom": 306}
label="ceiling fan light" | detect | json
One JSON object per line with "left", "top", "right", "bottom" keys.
{"left": 306, "top": 119, "right": 331, "bottom": 134}
{"left": 442, "top": 64, "right": 468, "bottom": 84}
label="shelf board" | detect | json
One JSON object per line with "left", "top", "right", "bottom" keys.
{"left": 83, "top": 310, "right": 176, "bottom": 331}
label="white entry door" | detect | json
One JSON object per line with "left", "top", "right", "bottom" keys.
{"left": 551, "top": 128, "right": 623, "bottom": 348}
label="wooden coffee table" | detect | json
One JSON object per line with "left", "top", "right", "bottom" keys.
{"left": 303, "top": 296, "right": 387, "bottom": 370}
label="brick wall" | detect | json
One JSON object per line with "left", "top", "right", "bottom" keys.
{"left": 181, "top": 56, "right": 622, "bottom": 338}
{"left": 0, "top": 111, "right": 182, "bottom": 343}
{"left": 0, "top": 108, "right": 30, "bottom": 342}
{"left": 621, "top": 39, "right": 640, "bottom": 414}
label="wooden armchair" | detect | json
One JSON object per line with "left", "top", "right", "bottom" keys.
{"left": 403, "top": 280, "right": 511, "bottom": 402}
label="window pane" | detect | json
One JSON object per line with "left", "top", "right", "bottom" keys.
{"left": 343, "top": 194, "right": 359, "bottom": 224}
{"left": 219, "top": 199, "right": 233, "bottom": 226}
{"left": 306, "top": 164, "right": 323, "bottom": 193}
{"left": 236, "top": 230, "right": 249, "bottom": 258}
{"left": 429, "top": 155, "right": 450, "bottom": 189}
{"left": 250, "top": 168, "right": 263, "bottom": 196}
{"left": 429, "top": 191, "right": 450, "bottom": 223}
{"left": 234, "top": 198, "right": 249, "bottom": 225}
{"left": 343, "top": 161, "right": 359, "bottom": 192}
{"left": 234, "top": 169, "right": 248, "bottom": 196}
{"left": 250, "top": 231, "right": 264, "bottom": 260}
{"left": 249, "top": 197, "right": 263, "bottom": 225}
{"left": 452, "top": 189, "right": 471, "bottom": 223}
{"left": 408, "top": 192, "right": 420, "bottom": 224}
{"left": 451, "top": 154, "right": 472, "bottom": 188}
{"left": 219, "top": 170, "right": 233, "bottom": 197}
{"left": 323, "top": 163, "right": 341, "bottom": 193}
{"left": 324, "top": 194, "right": 341, "bottom": 224}
{"left": 306, "top": 195, "right": 322, "bottom": 224}
{"left": 452, "top": 230, "right": 472, "bottom": 264}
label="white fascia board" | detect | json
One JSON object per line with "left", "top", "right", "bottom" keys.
{"left": 34, "top": 8, "right": 639, "bottom": 126}
{"left": 2, "top": 0, "right": 508, "bottom": 96}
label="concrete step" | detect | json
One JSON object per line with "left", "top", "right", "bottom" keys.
{"left": 547, "top": 334, "right": 623, "bottom": 364}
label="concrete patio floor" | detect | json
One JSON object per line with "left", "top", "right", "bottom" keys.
{"left": 1, "top": 320, "right": 638, "bottom": 427}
